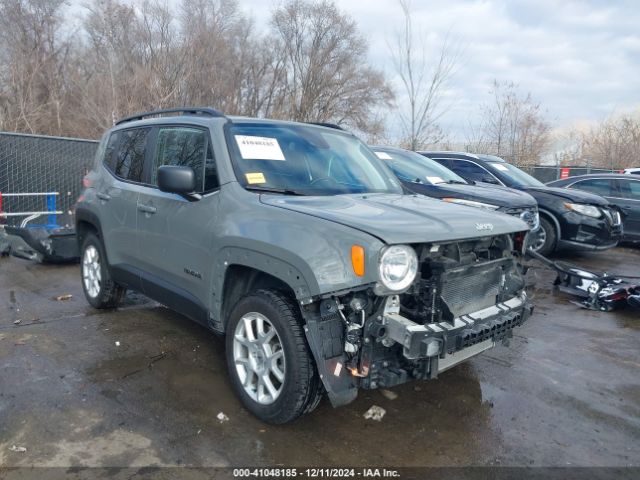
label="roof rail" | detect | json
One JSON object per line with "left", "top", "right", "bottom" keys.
{"left": 307, "top": 122, "right": 345, "bottom": 131}
{"left": 115, "top": 107, "right": 225, "bottom": 126}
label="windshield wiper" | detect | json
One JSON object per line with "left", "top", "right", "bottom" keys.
{"left": 244, "top": 186, "right": 306, "bottom": 196}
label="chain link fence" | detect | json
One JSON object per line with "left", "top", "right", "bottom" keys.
{"left": 0, "top": 132, "right": 99, "bottom": 228}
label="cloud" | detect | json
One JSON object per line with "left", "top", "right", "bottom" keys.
{"left": 240, "top": 0, "right": 640, "bottom": 139}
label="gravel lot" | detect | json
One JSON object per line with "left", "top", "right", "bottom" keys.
{"left": 0, "top": 247, "right": 638, "bottom": 469}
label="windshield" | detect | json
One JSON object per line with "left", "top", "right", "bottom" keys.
{"left": 373, "top": 148, "right": 467, "bottom": 185}
{"left": 226, "top": 123, "right": 402, "bottom": 195}
{"left": 487, "top": 161, "right": 544, "bottom": 187}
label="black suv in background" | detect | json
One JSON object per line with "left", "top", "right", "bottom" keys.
{"left": 422, "top": 152, "right": 623, "bottom": 256}
{"left": 371, "top": 146, "right": 539, "bottom": 231}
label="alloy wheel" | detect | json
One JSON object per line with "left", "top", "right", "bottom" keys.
{"left": 233, "top": 312, "right": 286, "bottom": 405}
{"left": 82, "top": 245, "right": 102, "bottom": 298}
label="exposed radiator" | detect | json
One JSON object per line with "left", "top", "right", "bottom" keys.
{"left": 439, "top": 261, "right": 504, "bottom": 318}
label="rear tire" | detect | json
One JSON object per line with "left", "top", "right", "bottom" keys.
{"left": 531, "top": 216, "right": 557, "bottom": 256}
{"left": 225, "top": 289, "right": 322, "bottom": 424}
{"left": 80, "top": 232, "right": 125, "bottom": 309}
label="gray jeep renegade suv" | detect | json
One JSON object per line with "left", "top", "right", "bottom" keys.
{"left": 76, "top": 107, "right": 534, "bottom": 423}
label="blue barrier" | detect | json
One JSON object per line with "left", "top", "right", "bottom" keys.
{"left": 46, "top": 193, "right": 58, "bottom": 228}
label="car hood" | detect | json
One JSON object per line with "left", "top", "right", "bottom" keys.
{"left": 403, "top": 181, "right": 537, "bottom": 209}
{"left": 523, "top": 186, "right": 609, "bottom": 206}
{"left": 260, "top": 193, "right": 529, "bottom": 244}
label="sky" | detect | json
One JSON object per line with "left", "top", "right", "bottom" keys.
{"left": 239, "top": 0, "right": 640, "bottom": 140}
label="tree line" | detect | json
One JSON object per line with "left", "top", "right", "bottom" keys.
{"left": 0, "top": 0, "right": 393, "bottom": 139}
{"left": 0, "top": 0, "right": 637, "bottom": 168}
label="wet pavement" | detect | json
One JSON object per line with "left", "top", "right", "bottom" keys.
{"left": 0, "top": 247, "right": 639, "bottom": 468}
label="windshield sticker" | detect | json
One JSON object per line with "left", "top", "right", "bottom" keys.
{"left": 426, "top": 176, "right": 444, "bottom": 184}
{"left": 375, "top": 151, "right": 393, "bottom": 160}
{"left": 235, "top": 135, "right": 285, "bottom": 161}
{"left": 492, "top": 163, "right": 508, "bottom": 171}
{"left": 245, "top": 172, "right": 266, "bottom": 184}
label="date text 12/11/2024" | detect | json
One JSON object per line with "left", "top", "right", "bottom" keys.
{"left": 233, "top": 468, "right": 401, "bottom": 478}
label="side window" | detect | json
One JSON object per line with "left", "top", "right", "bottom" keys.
{"left": 110, "top": 128, "right": 150, "bottom": 182}
{"left": 449, "top": 160, "right": 494, "bottom": 183}
{"left": 153, "top": 127, "right": 219, "bottom": 192}
{"left": 432, "top": 158, "right": 452, "bottom": 169}
{"left": 571, "top": 179, "right": 612, "bottom": 197}
{"left": 103, "top": 131, "right": 121, "bottom": 173}
{"left": 620, "top": 180, "right": 640, "bottom": 200}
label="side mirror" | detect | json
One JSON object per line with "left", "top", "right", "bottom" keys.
{"left": 157, "top": 165, "right": 196, "bottom": 194}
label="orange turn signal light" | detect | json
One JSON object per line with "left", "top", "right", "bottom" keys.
{"left": 351, "top": 245, "right": 365, "bottom": 277}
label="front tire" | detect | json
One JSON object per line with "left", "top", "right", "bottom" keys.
{"left": 531, "top": 216, "right": 557, "bottom": 256}
{"left": 225, "top": 289, "right": 322, "bottom": 424}
{"left": 80, "top": 232, "right": 126, "bottom": 309}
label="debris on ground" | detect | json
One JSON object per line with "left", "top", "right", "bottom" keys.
{"left": 363, "top": 405, "right": 386, "bottom": 421}
{"left": 9, "top": 445, "right": 27, "bottom": 453}
{"left": 13, "top": 319, "right": 21, "bottom": 325}
{"left": 115, "top": 341, "right": 120, "bottom": 347}
{"left": 216, "top": 412, "right": 229, "bottom": 423}
{"left": 54, "top": 294, "right": 73, "bottom": 301}
{"left": 380, "top": 389, "right": 398, "bottom": 400}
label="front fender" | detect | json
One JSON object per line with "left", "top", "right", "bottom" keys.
{"left": 210, "top": 244, "right": 317, "bottom": 321}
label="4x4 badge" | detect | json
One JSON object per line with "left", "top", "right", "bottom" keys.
{"left": 476, "top": 223, "right": 494, "bottom": 231}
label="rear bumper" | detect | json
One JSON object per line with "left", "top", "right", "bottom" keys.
{"left": 3, "top": 226, "right": 79, "bottom": 263}
{"left": 382, "top": 293, "right": 532, "bottom": 367}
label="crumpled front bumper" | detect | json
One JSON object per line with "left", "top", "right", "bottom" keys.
{"left": 382, "top": 293, "right": 533, "bottom": 371}
{"left": 559, "top": 209, "right": 623, "bottom": 251}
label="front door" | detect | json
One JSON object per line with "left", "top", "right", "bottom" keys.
{"left": 135, "top": 126, "right": 221, "bottom": 323}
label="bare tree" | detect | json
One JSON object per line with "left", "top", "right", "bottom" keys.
{"left": 0, "top": 0, "right": 72, "bottom": 135}
{"left": 270, "top": 0, "right": 393, "bottom": 133}
{"left": 581, "top": 113, "right": 640, "bottom": 169}
{"left": 0, "top": 0, "right": 394, "bottom": 139}
{"left": 389, "top": 0, "right": 460, "bottom": 150}
{"left": 468, "top": 81, "right": 551, "bottom": 165}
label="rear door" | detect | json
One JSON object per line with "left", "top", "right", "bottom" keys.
{"left": 135, "top": 125, "right": 221, "bottom": 323}
{"left": 96, "top": 127, "right": 151, "bottom": 289}
{"left": 617, "top": 178, "right": 640, "bottom": 239}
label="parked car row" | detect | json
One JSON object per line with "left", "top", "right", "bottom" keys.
{"left": 419, "top": 151, "right": 625, "bottom": 255}
{"left": 74, "top": 108, "right": 631, "bottom": 424}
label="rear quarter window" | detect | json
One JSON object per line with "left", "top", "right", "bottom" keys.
{"left": 103, "top": 128, "right": 151, "bottom": 183}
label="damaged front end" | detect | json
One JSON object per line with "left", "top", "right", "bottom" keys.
{"left": 303, "top": 234, "right": 534, "bottom": 407}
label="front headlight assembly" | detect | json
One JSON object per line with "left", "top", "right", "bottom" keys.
{"left": 378, "top": 245, "right": 418, "bottom": 292}
{"left": 442, "top": 198, "right": 500, "bottom": 210}
{"left": 564, "top": 203, "right": 602, "bottom": 218}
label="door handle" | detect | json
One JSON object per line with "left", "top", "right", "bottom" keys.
{"left": 137, "top": 203, "right": 157, "bottom": 214}
{"left": 96, "top": 192, "right": 111, "bottom": 201}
